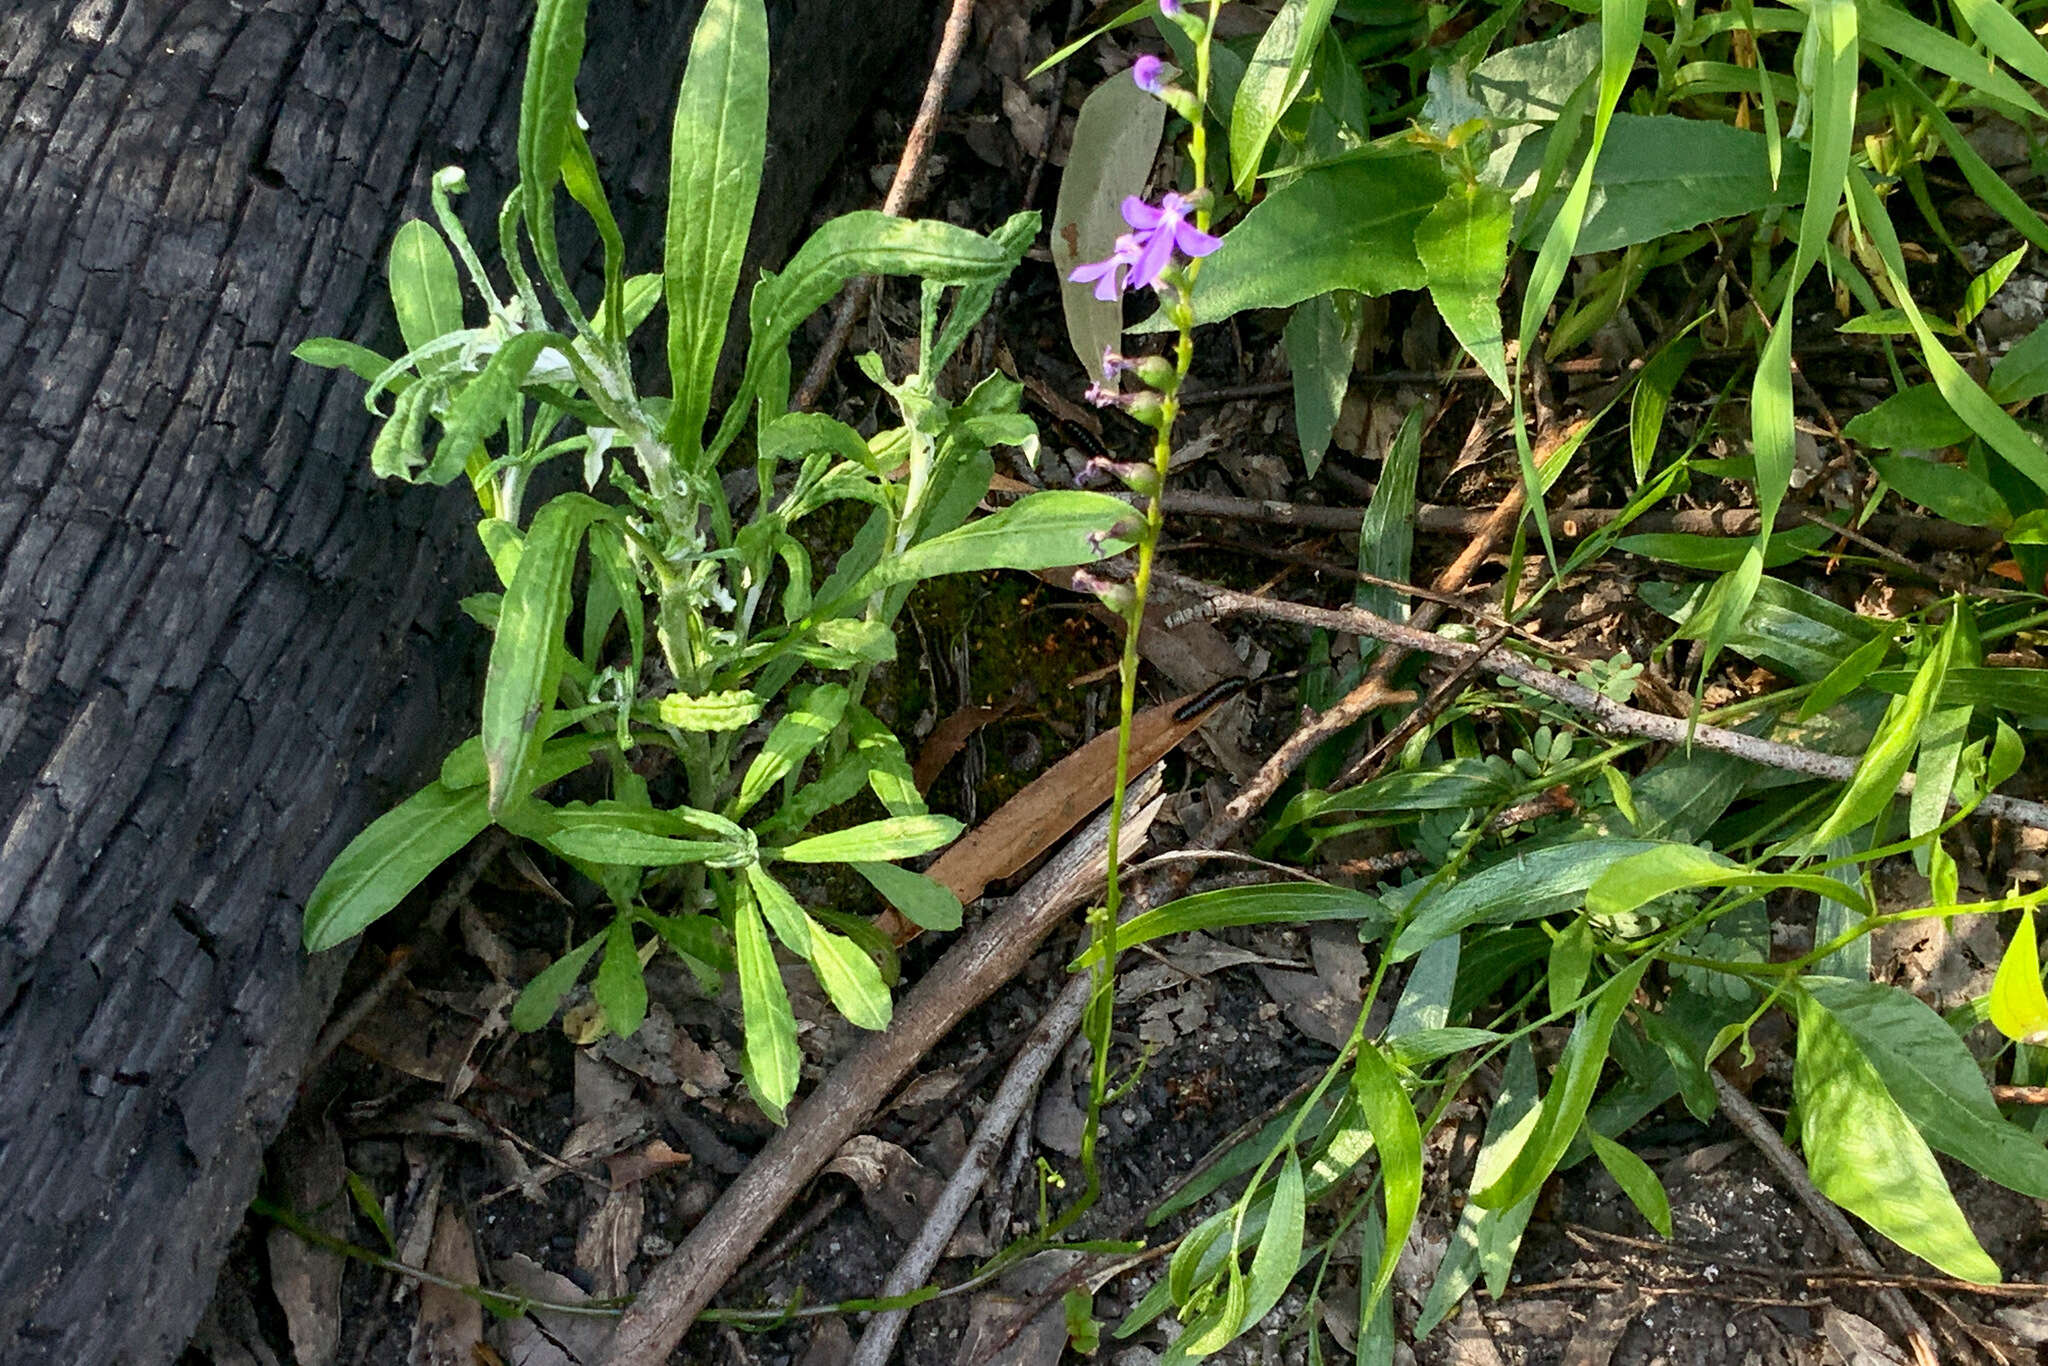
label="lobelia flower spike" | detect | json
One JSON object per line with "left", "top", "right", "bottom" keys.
{"left": 1067, "top": 192, "right": 1221, "bottom": 300}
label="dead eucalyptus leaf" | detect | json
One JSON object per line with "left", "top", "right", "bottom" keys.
{"left": 413, "top": 1205, "right": 483, "bottom": 1366}
{"left": 1052, "top": 72, "right": 1165, "bottom": 384}
{"left": 824, "top": 1134, "right": 944, "bottom": 1241}
{"left": 574, "top": 1187, "right": 644, "bottom": 1299}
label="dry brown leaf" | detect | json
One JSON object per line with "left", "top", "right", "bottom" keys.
{"left": 346, "top": 984, "right": 477, "bottom": 1086}
{"left": 825, "top": 1134, "right": 944, "bottom": 1242}
{"left": 574, "top": 1187, "right": 644, "bottom": 1300}
{"left": 413, "top": 1205, "right": 483, "bottom": 1366}
{"left": 913, "top": 701, "right": 1017, "bottom": 794}
{"left": 605, "top": 1139, "right": 692, "bottom": 1189}
{"left": 264, "top": 1115, "right": 347, "bottom": 1366}
{"left": 1559, "top": 1286, "right": 1648, "bottom": 1366}
{"left": 880, "top": 691, "right": 1220, "bottom": 944}
{"left": 490, "top": 1256, "right": 614, "bottom": 1365}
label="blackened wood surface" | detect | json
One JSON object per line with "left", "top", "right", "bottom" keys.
{"left": 0, "top": 1, "right": 918, "bottom": 1360}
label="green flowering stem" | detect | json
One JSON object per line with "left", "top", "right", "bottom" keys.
{"left": 1071, "top": 0, "right": 1221, "bottom": 1227}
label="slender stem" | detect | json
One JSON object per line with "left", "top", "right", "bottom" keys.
{"left": 1072, "top": 0, "right": 1221, "bottom": 1226}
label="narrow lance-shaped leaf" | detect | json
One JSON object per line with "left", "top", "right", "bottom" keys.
{"left": 777, "top": 814, "right": 963, "bottom": 864}
{"left": 734, "top": 885, "right": 801, "bottom": 1123}
{"left": 594, "top": 917, "right": 649, "bottom": 1037}
{"left": 1806, "top": 608, "right": 1955, "bottom": 848}
{"left": 482, "top": 494, "right": 610, "bottom": 815}
{"left": 1229, "top": 0, "right": 1340, "bottom": 195}
{"left": 732, "top": 683, "right": 848, "bottom": 819}
{"left": 664, "top": 0, "right": 769, "bottom": 459}
{"left": 516, "top": 0, "right": 591, "bottom": 280}
{"left": 1472, "top": 956, "right": 1652, "bottom": 1210}
{"left": 1352, "top": 1043, "right": 1422, "bottom": 1324}
{"left": 389, "top": 220, "right": 464, "bottom": 357}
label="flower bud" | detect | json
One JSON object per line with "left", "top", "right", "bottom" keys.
{"left": 1132, "top": 54, "right": 1170, "bottom": 95}
{"left": 1080, "top": 457, "right": 1161, "bottom": 497}
{"left": 1131, "top": 354, "right": 1179, "bottom": 391}
{"left": 1126, "top": 389, "right": 1165, "bottom": 424}
{"left": 433, "top": 166, "right": 468, "bottom": 194}
{"left": 1071, "top": 568, "right": 1136, "bottom": 614}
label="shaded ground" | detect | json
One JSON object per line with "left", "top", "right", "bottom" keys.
{"left": 188, "top": 2, "right": 2048, "bottom": 1365}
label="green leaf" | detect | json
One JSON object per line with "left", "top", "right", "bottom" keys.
{"left": 1053, "top": 71, "right": 1166, "bottom": 384}
{"left": 1352, "top": 1044, "right": 1421, "bottom": 1323}
{"left": 807, "top": 922, "right": 892, "bottom": 1030}
{"left": 1618, "top": 523, "right": 1832, "bottom": 571}
{"left": 1793, "top": 991, "right": 2000, "bottom": 1282}
{"left": 735, "top": 887, "right": 801, "bottom": 1122}
{"left": 1807, "top": 977, "right": 2048, "bottom": 1198}
{"left": 1284, "top": 293, "right": 1361, "bottom": 476}
{"left": 741, "top": 864, "right": 813, "bottom": 956}
{"left": 510, "top": 932, "right": 604, "bottom": 1031}
{"left": 777, "top": 815, "right": 963, "bottom": 864}
{"left": 389, "top": 219, "right": 465, "bottom": 357}
{"left": 1991, "top": 323, "right": 2048, "bottom": 406}
{"left": 663, "top": 0, "right": 768, "bottom": 458}
{"left": 294, "top": 337, "right": 402, "bottom": 386}
{"left": 482, "top": 494, "right": 609, "bottom": 815}
{"left": 852, "top": 861, "right": 963, "bottom": 931}
{"left": 1173, "top": 158, "right": 1444, "bottom": 326}
{"left": 861, "top": 491, "right": 1138, "bottom": 589}
{"left": 594, "top": 917, "right": 648, "bottom": 1036}
{"left": 1072, "top": 884, "right": 1388, "bottom": 969}
{"left": 1241, "top": 1150, "right": 1307, "bottom": 1330}
{"left": 1961, "top": 246, "right": 2030, "bottom": 328}
{"left": 716, "top": 212, "right": 1034, "bottom": 460}
{"left": 428, "top": 332, "right": 560, "bottom": 485}
{"left": 1472, "top": 957, "right": 1652, "bottom": 1210}
{"left": 1391, "top": 839, "right": 1665, "bottom": 959}
{"left": 1354, "top": 403, "right": 1423, "bottom": 635}
{"left": 517, "top": 0, "right": 591, "bottom": 275}
{"left": 658, "top": 690, "right": 766, "bottom": 731}
{"left": 1548, "top": 917, "right": 1594, "bottom": 1016}
{"left": 1506, "top": 114, "right": 1806, "bottom": 254}
{"left": 1229, "top": 0, "right": 1340, "bottom": 196}
{"left": 1847, "top": 168, "right": 2048, "bottom": 500}
{"left": 304, "top": 782, "right": 490, "bottom": 952}
{"left": 1416, "top": 181, "right": 1511, "bottom": 398}
{"left": 1844, "top": 385, "right": 1972, "bottom": 450}
{"left": 1991, "top": 907, "right": 2048, "bottom": 1044}
{"left": 1796, "top": 633, "right": 1891, "bottom": 722}
{"left": 1586, "top": 1128, "right": 1672, "bottom": 1237}
{"left": 1587, "top": 844, "right": 1876, "bottom": 920}
{"left": 733, "top": 683, "right": 849, "bottom": 819}
{"left": 1874, "top": 455, "right": 2010, "bottom": 527}
{"left": 1808, "top": 610, "right": 1956, "bottom": 847}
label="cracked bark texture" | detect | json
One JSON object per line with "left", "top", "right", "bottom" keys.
{"left": 0, "top": 0, "right": 919, "bottom": 1360}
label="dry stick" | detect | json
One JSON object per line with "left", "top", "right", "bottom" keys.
{"left": 1710, "top": 1072, "right": 1942, "bottom": 1366}
{"left": 792, "top": 0, "right": 978, "bottom": 411}
{"left": 848, "top": 962, "right": 1097, "bottom": 1366}
{"left": 1149, "top": 489, "right": 2004, "bottom": 550}
{"left": 304, "top": 828, "right": 508, "bottom": 1076}
{"left": 1183, "top": 586, "right": 2048, "bottom": 831}
{"left": 600, "top": 768, "right": 1167, "bottom": 1366}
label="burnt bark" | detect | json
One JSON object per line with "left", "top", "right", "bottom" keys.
{"left": 0, "top": 1, "right": 919, "bottom": 1360}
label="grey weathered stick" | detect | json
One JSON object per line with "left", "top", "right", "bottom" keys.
{"left": 847, "top": 944, "right": 1099, "bottom": 1366}
{"left": 1183, "top": 589, "right": 2048, "bottom": 832}
{"left": 1711, "top": 1072, "right": 1942, "bottom": 1366}
{"left": 600, "top": 767, "right": 1166, "bottom": 1366}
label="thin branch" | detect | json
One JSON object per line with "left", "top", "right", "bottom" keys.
{"left": 1180, "top": 586, "right": 2048, "bottom": 831}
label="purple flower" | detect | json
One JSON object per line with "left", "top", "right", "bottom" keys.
{"left": 1119, "top": 192, "right": 1222, "bottom": 292}
{"left": 1132, "top": 54, "right": 1167, "bottom": 94}
{"left": 1069, "top": 232, "right": 1142, "bottom": 302}
{"left": 1159, "top": 0, "right": 1184, "bottom": 14}
{"left": 1067, "top": 192, "right": 1221, "bottom": 300}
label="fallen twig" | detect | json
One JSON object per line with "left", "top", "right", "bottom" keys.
{"left": 1141, "top": 489, "right": 2005, "bottom": 551}
{"left": 599, "top": 768, "right": 1168, "bottom": 1366}
{"left": 794, "top": 0, "right": 977, "bottom": 410}
{"left": 1711, "top": 1072, "right": 1942, "bottom": 1366}
{"left": 1178, "top": 586, "right": 2048, "bottom": 831}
